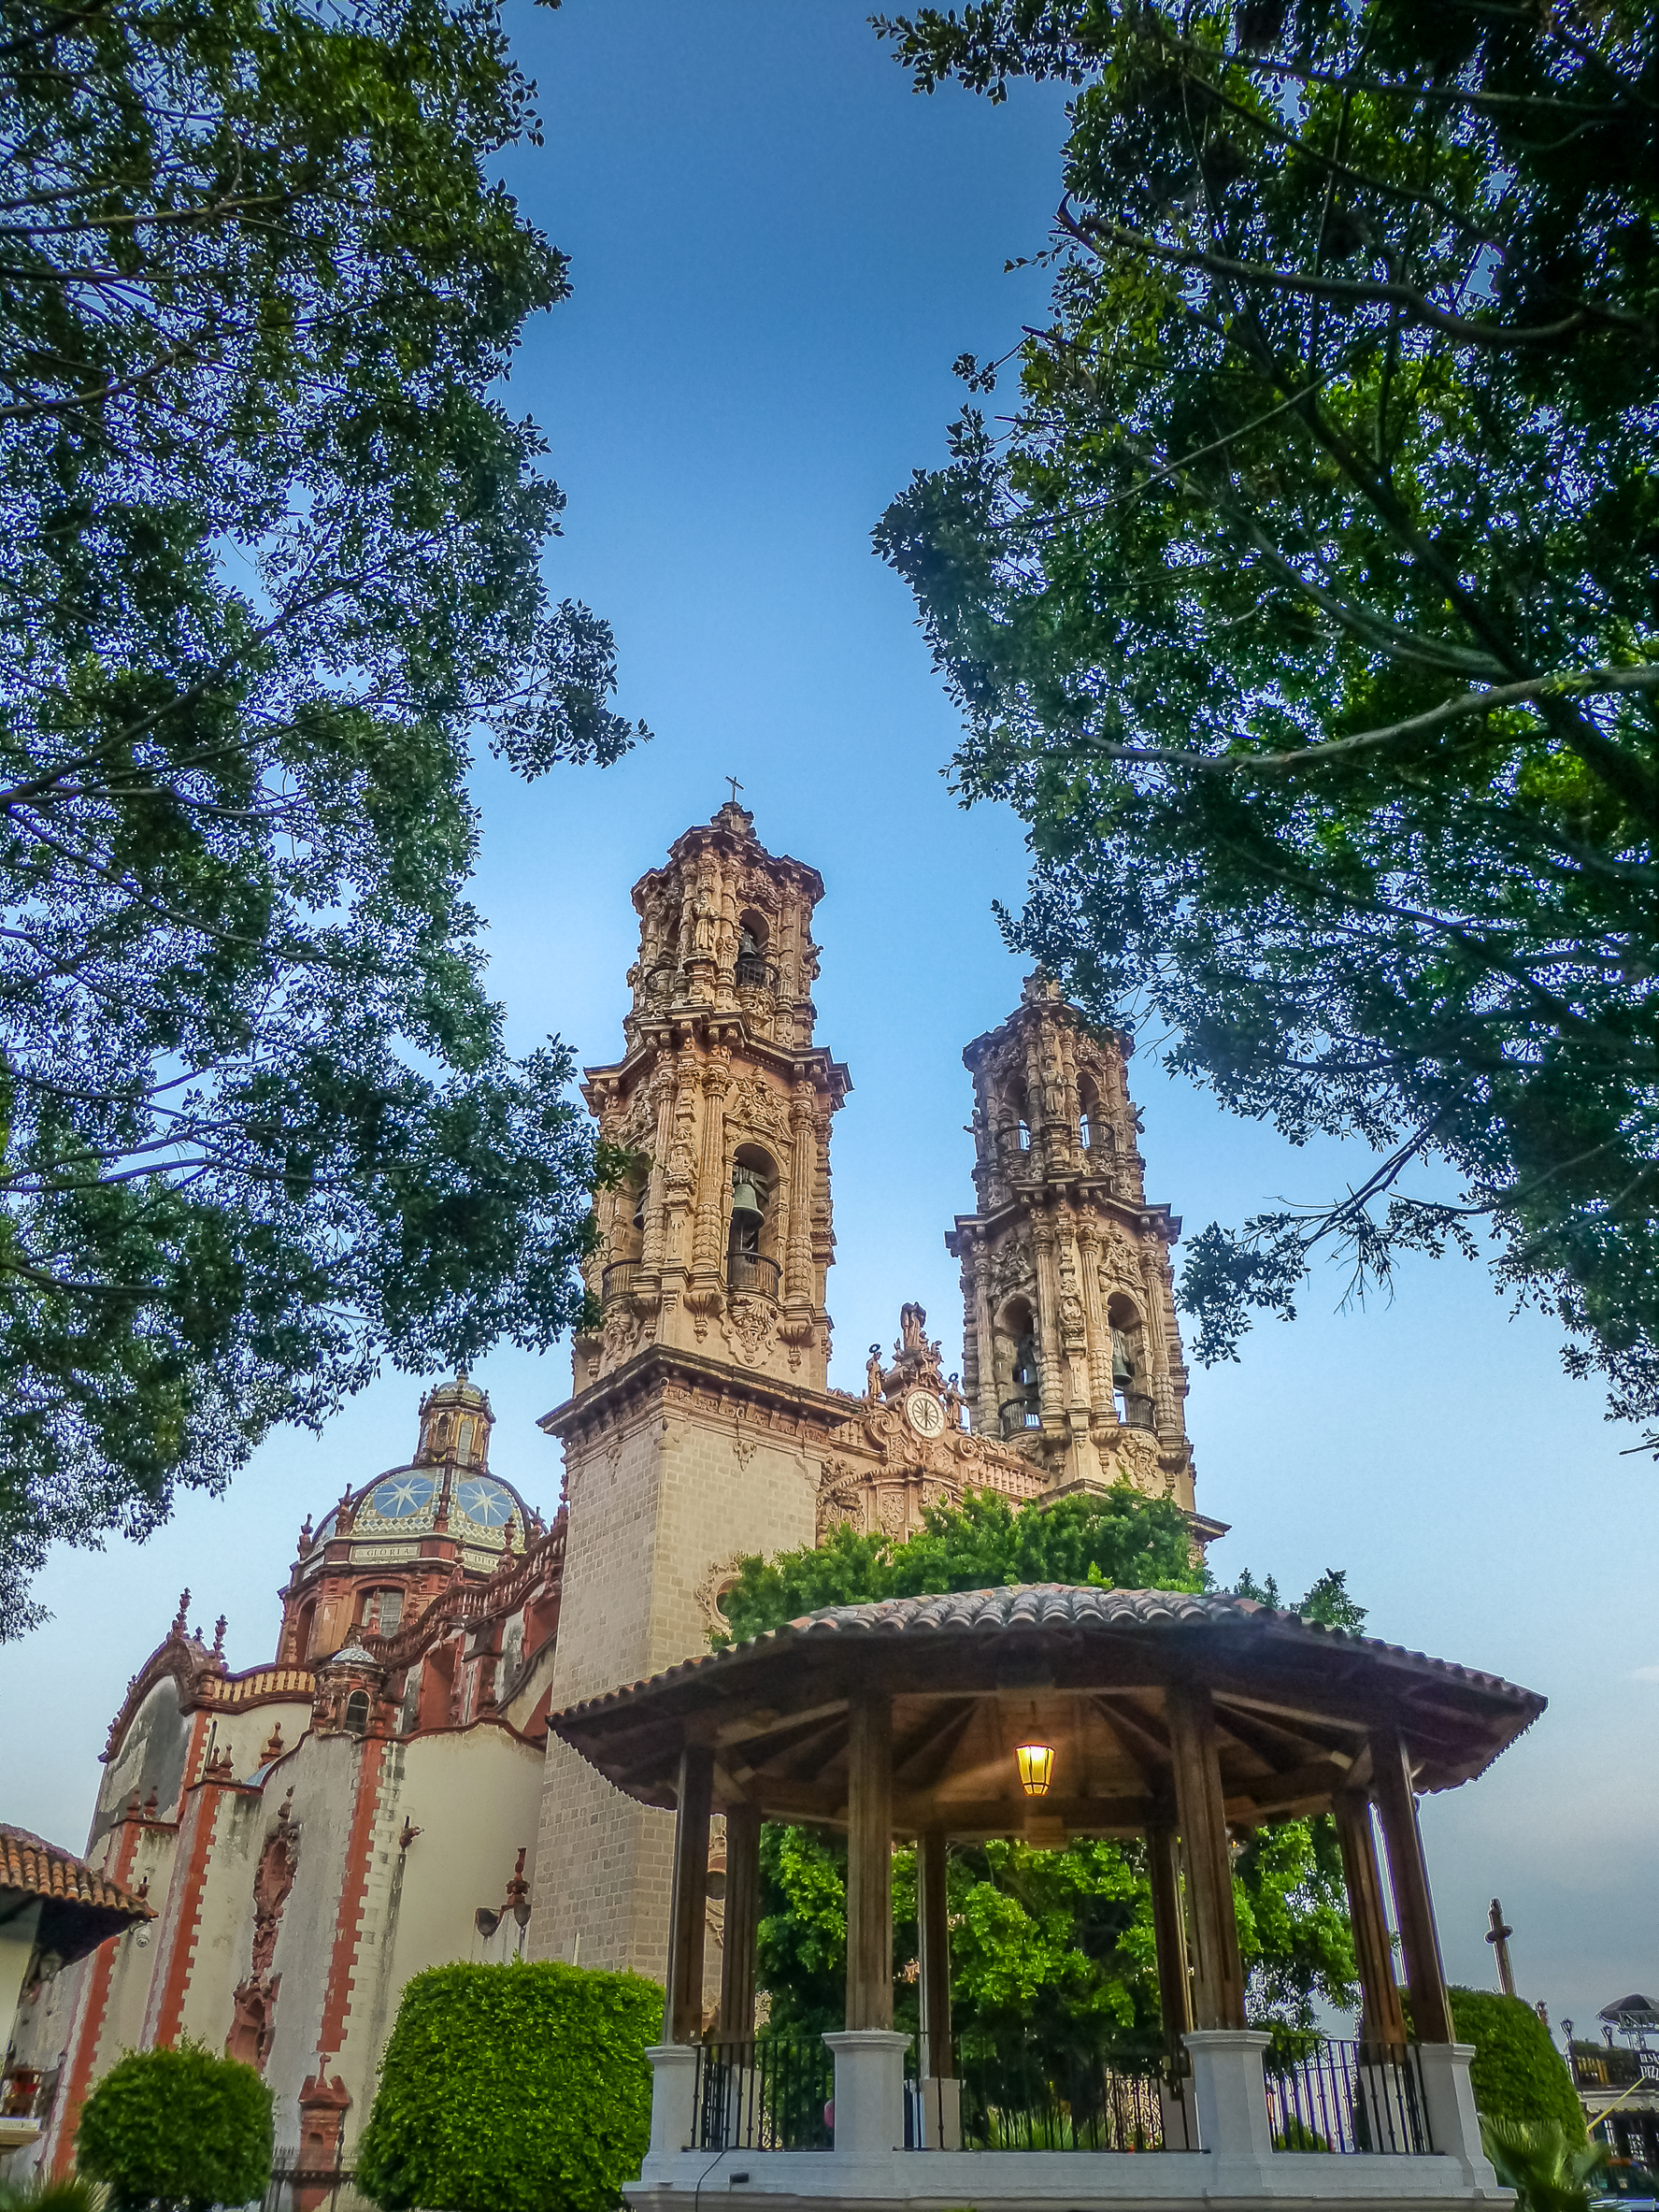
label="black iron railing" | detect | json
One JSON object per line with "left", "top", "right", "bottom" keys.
{"left": 689, "top": 2035, "right": 835, "bottom": 2152}
{"left": 735, "top": 955, "right": 778, "bottom": 992}
{"left": 1000, "top": 1397, "right": 1042, "bottom": 1437}
{"left": 264, "top": 2153, "right": 355, "bottom": 2212}
{"left": 907, "top": 2033, "right": 1194, "bottom": 2152}
{"left": 727, "top": 1251, "right": 781, "bottom": 1299}
{"left": 1265, "top": 2039, "right": 1432, "bottom": 2155}
{"left": 601, "top": 1260, "right": 641, "bottom": 1302}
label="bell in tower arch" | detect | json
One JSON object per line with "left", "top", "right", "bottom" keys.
{"left": 730, "top": 1170, "right": 765, "bottom": 1232}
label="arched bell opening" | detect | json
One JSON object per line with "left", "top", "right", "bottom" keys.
{"left": 994, "top": 1294, "right": 1042, "bottom": 1439}
{"left": 1079, "top": 1071, "right": 1104, "bottom": 1154}
{"left": 727, "top": 1142, "right": 781, "bottom": 1300}
{"left": 603, "top": 1158, "right": 651, "bottom": 1300}
{"left": 1002, "top": 1079, "right": 1033, "bottom": 1162}
{"left": 735, "top": 909, "right": 776, "bottom": 994}
{"left": 289, "top": 1595, "right": 317, "bottom": 1665}
{"left": 1108, "top": 1291, "right": 1154, "bottom": 1429}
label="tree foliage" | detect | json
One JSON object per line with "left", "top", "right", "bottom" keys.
{"left": 1436, "top": 1988, "right": 1588, "bottom": 2138}
{"left": 75, "top": 2040, "right": 273, "bottom": 2212}
{"left": 0, "top": 0, "right": 641, "bottom": 1633}
{"left": 725, "top": 1489, "right": 1359, "bottom": 2046}
{"left": 355, "top": 1961, "right": 661, "bottom": 2212}
{"left": 872, "top": 0, "right": 1657, "bottom": 1445}
{"left": 721, "top": 1485, "right": 1202, "bottom": 1645}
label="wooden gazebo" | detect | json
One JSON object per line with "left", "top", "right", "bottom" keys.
{"left": 551, "top": 1583, "right": 1544, "bottom": 2084}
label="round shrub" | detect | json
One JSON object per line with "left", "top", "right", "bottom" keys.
{"left": 356, "top": 1959, "right": 663, "bottom": 2212}
{"left": 76, "top": 2039, "right": 274, "bottom": 2212}
{"left": 1447, "top": 1989, "right": 1585, "bottom": 2140}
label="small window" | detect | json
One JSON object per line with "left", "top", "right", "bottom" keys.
{"left": 344, "top": 1690, "right": 370, "bottom": 1733}
{"left": 359, "top": 1587, "right": 403, "bottom": 1636}
{"left": 456, "top": 1416, "right": 476, "bottom": 1463}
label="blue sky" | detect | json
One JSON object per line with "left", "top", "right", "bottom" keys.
{"left": 2, "top": 0, "right": 1652, "bottom": 2037}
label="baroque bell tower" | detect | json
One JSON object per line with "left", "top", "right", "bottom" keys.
{"left": 946, "top": 976, "right": 1205, "bottom": 1517}
{"left": 528, "top": 801, "right": 853, "bottom": 1977}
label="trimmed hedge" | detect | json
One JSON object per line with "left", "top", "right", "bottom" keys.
{"left": 355, "top": 1960, "right": 663, "bottom": 2212}
{"left": 76, "top": 2040, "right": 274, "bottom": 2212}
{"left": 1444, "top": 1989, "right": 1586, "bottom": 2141}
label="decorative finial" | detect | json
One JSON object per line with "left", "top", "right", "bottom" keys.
{"left": 172, "top": 1589, "right": 191, "bottom": 1636}
{"left": 211, "top": 1615, "right": 227, "bottom": 1659}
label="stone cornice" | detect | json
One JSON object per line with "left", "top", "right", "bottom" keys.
{"left": 582, "top": 1019, "right": 851, "bottom": 1105}
{"left": 539, "top": 1343, "right": 864, "bottom": 1447}
{"left": 947, "top": 1189, "right": 1182, "bottom": 1252}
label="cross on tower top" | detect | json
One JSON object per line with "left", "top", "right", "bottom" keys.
{"left": 724, "top": 775, "right": 743, "bottom": 804}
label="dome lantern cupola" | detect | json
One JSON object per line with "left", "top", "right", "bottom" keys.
{"left": 415, "top": 1373, "right": 492, "bottom": 1471}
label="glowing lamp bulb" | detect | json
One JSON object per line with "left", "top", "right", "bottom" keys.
{"left": 1016, "top": 1742, "right": 1056, "bottom": 1798}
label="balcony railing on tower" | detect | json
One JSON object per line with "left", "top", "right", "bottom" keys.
{"left": 600, "top": 1260, "right": 641, "bottom": 1303}
{"left": 735, "top": 954, "right": 779, "bottom": 993}
{"left": 726, "top": 1251, "right": 781, "bottom": 1300}
{"left": 1000, "top": 1396, "right": 1042, "bottom": 1438}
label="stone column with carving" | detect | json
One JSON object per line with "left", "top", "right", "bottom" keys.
{"left": 689, "top": 1052, "right": 730, "bottom": 1282}
{"left": 786, "top": 1093, "right": 816, "bottom": 1307}
{"left": 1031, "top": 1215, "right": 1064, "bottom": 1440}
{"left": 1077, "top": 1213, "right": 1112, "bottom": 1419}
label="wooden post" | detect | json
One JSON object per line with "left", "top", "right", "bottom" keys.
{"left": 1334, "top": 1789, "right": 1407, "bottom": 2049}
{"left": 918, "top": 1829, "right": 952, "bottom": 2077}
{"left": 665, "top": 1743, "right": 714, "bottom": 2043}
{"left": 720, "top": 1803, "right": 762, "bottom": 2040}
{"left": 1146, "top": 1822, "right": 1194, "bottom": 2045}
{"left": 1165, "top": 1682, "right": 1245, "bottom": 2030}
{"left": 1370, "top": 1731, "right": 1453, "bottom": 2046}
{"left": 845, "top": 1689, "right": 893, "bottom": 2031}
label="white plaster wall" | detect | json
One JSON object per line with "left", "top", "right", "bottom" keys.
{"left": 175, "top": 1787, "right": 266, "bottom": 2050}
{"left": 95, "top": 1680, "right": 193, "bottom": 1843}
{"left": 0, "top": 1899, "right": 43, "bottom": 2057}
{"left": 258, "top": 1732, "right": 365, "bottom": 2149}
{"left": 334, "top": 1726, "right": 546, "bottom": 2146}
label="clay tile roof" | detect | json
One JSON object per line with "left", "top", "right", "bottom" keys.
{"left": 557, "top": 1582, "right": 1542, "bottom": 1715}
{"left": 0, "top": 1824, "right": 152, "bottom": 1920}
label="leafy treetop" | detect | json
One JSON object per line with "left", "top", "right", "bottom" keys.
{"left": 0, "top": 0, "right": 640, "bottom": 1634}
{"left": 872, "top": 0, "right": 1657, "bottom": 1449}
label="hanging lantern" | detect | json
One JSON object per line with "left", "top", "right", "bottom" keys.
{"left": 1015, "top": 1741, "right": 1056, "bottom": 1798}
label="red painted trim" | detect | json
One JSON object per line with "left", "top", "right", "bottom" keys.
{"left": 47, "top": 1817, "right": 142, "bottom": 2177}
{"left": 146, "top": 1699, "right": 228, "bottom": 2044}
{"left": 315, "top": 1738, "right": 385, "bottom": 2061}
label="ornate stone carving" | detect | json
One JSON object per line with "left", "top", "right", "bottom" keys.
{"left": 877, "top": 1488, "right": 909, "bottom": 1537}
{"left": 227, "top": 1790, "right": 299, "bottom": 2071}
{"left": 723, "top": 1296, "right": 776, "bottom": 1367}
{"left": 695, "top": 1554, "right": 747, "bottom": 1637}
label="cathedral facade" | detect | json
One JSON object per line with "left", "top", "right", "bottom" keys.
{"left": 3, "top": 802, "right": 1215, "bottom": 2176}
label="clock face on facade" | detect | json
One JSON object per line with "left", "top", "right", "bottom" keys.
{"left": 905, "top": 1389, "right": 945, "bottom": 1439}
{"left": 369, "top": 1474, "right": 436, "bottom": 1519}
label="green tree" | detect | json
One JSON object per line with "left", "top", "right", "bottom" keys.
{"left": 76, "top": 2040, "right": 273, "bottom": 2212}
{"left": 0, "top": 0, "right": 641, "bottom": 1634}
{"left": 1439, "top": 1988, "right": 1588, "bottom": 2139}
{"left": 727, "top": 1490, "right": 1359, "bottom": 2046}
{"left": 355, "top": 1961, "right": 661, "bottom": 2212}
{"left": 872, "top": 0, "right": 1657, "bottom": 1447}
